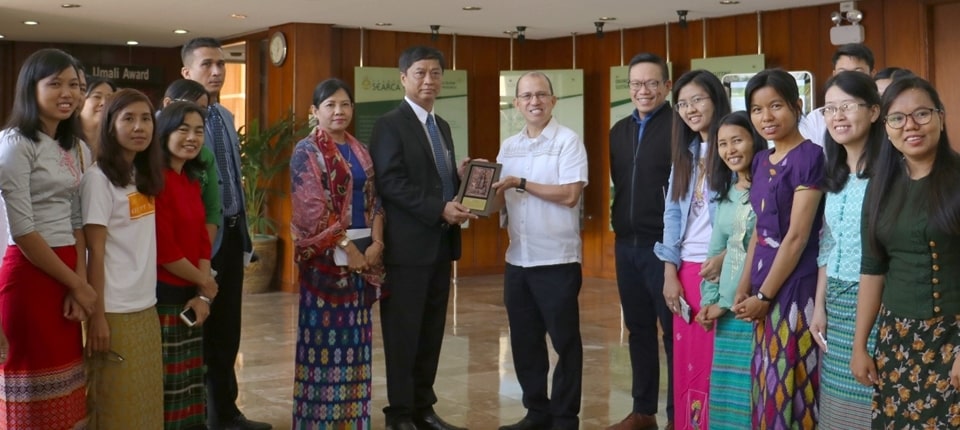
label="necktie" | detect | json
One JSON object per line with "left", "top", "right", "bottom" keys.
{"left": 208, "top": 106, "right": 238, "bottom": 215}
{"left": 426, "top": 114, "right": 455, "bottom": 201}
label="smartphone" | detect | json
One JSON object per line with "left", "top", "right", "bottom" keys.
{"left": 180, "top": 307, "right": 198, "bottom": 327}
{"left": 678, "top": 296, "right": 692, "bottom": 324}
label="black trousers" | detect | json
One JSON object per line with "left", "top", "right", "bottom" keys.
{"left": 204, "top": 221, "right": 245, "bottom": 424}
{"left": 613, "top": 242, "right": 674, "bottom": 419}
{"left": 380, "top": 241, "right": 453, "bottom": 422}
{"left": 504, "top": 262, "right": 583, "bottom": 430}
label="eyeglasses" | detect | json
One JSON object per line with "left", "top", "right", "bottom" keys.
{"left": 821, "top": 103, "right": 870, "bottom": 117}
{"left": 884, "top": 108, "right": 941, "bottom": 129}
{"left": 675, "top": 96, "right": 711, "bottom": 112}
{"left": 517, "top": 92, "right": 553, "bottom": 102}
{"left": 628, "top": 80, "right": 662, "bottom": 91}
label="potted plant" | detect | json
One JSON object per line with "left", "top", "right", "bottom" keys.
{"left": 238, "top": 113, "right": 306, "bottom": 293}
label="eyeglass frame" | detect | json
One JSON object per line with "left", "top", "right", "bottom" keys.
{"left": 628, "top": 80, "right": 663, "bottom": 91}
{"left": 674, "top": 95, "right": 712, "bottom": 112}
{"left": 884, "top": 107, "right": 942, "bottom": 129}
{"left": 516, "top": 92, "right": 554, "bottom": 102}
{"left": 820, "top": 102, "right": 872, "bottom": 118}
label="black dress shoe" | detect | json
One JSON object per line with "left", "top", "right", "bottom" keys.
{"left": 499, "top": 417, "right": 552, "bottom": 430}
{"left": 415, "top": 412, "right": 467, "bottom": 430}
{"left": 386, "top": 421, "right": 419, "bottom": 430}
{"left": 221, "top": 414, "right": 272, "bottom": 430}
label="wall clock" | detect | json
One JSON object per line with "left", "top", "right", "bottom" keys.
{"left": 269, "top": 31, "right": 287, "bottom": 66}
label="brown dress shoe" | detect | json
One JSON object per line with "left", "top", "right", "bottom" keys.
{"left": 605, "top": 412, "right": 658, "bottom": 430}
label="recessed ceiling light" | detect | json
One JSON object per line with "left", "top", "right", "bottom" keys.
{"left": 503, "top": 30, "right": 517, "bottom": 35}
{"left": 173, "top": 29, "right": 189, "bottom": 34}
{"left": 598, "top": 16, "right": 617, "bottom": 21}
{"left": 375, "top": 22, "right": 392, "bottom": 26}
{"left": 126, "top": 40, "right": 139, "bottom": 46}
{"left": 462, "top": 6, "right": 482, "bottom": 11}
{"left": 0, "top": 35, "right": 5, "bottom": 39}
{"left": 61, "top": 3, "right": 81, "bottom": 8}
{"left": 23, "top": 20, "right": 39, "bottom": 25}
{"left": 230, "top": 13, "right": 247, "bottom": 19}
{"left": 719, "top": 0, "right": 740, "bottom": 4}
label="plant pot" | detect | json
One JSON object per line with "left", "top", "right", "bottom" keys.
{"left": 243, "top": 234, "right": 278, "bottom": 294}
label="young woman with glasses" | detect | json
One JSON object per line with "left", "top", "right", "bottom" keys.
{"left": 851, "top": 76, "right": 960, "bottom": 428}
{"left": 809, "top": 71, "right": 884, "bottom": 429}
{"left": 654, "top": 69, "right": 731, "bottom": 430}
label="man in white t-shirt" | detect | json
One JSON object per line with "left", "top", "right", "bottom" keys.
{"left": 491, "top": 71, "right": 589, "bottom": 430}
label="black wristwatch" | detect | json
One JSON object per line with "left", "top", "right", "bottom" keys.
{"left": 516, "top": 177, "right": 527, "bottom": 193}
{"left": 756, "top": 291, "right": 774, "bottom": 302}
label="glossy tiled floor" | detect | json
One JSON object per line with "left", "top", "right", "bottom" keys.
{"left": 233, "top": 274, "right": 670, "bottom": 429}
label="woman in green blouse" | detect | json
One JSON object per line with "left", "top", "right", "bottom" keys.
{"left": 851, "top": 76, "right": 960, "bottom": 428}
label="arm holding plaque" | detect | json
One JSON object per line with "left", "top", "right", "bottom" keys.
{"left": 492, "top": 175, "right": 585, "bottom": 209}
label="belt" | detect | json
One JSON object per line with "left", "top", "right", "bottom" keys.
{"left": 225, "top": 214, "right": 242, "bottom": 228}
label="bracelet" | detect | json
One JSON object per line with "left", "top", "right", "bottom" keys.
{"left": 197, "top": 295, "right": 213, "bottom": 305}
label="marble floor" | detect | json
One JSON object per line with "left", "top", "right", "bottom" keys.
{"left": 233, "top": 274, "right": 670, "bottom": 429}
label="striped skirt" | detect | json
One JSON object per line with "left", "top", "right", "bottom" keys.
{"left": 293, "top": 279, "right": 373, "bottom": 429}
{"left": 707, "top": 313, "right": 753, "bottom": 430}
{"left": 872, "top": 307, "right": 960, "bottom": 429}
{"left": 86, "top": 307, "right": 164, "bottom": 429}
{"left": 0, "top": 246, "right": 86, "bottom": 430}
{"left": 819, "top": 277, "right": 875, "bottom": 430}
{"left": 158, "top": 302, "right": 206, "bottom": 430}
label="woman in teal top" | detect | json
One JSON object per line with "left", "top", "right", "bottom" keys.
{"left": 810, "top": 71, "right": 883, "bottom": 430}
{"left": 851, "top": 76, "right": 960, "bottom": 428}
{"left": 696, "top": 111, "right": 766, "bottom": 430}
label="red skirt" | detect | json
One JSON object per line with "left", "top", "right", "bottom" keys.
{"left": 0, "top": 245, "right": 86, "bottom": 429}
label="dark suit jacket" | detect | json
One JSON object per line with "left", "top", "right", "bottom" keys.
{"left": 370, "top": 100, "right": 462, "bottom": 266}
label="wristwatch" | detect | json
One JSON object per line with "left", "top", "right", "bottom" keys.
{"left": 337, "top": 236, "right": 350, "bottom": 248}
{"left": 756, "top": 291, "right": 774, "bottom": 302}
{"left": 516, "top": 177, "right": 527, "bottom": 193}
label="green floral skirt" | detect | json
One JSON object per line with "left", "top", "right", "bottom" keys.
{"left": 873, "top": 306, "right": 960, "bottom": 429}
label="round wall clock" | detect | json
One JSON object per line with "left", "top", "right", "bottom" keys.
{"left": 269, "top": 31, "right": 287, "bottom": 66}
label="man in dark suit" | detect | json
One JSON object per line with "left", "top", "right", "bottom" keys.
{"left": 369, "top": 45, "right": 475, "bottom": 430}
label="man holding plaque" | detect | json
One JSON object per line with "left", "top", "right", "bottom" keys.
{"left": 491, "top": 71, "right": 588, "bottom": 430}
{"left": 369, "top": 45, "right": 474, "bottom": 430}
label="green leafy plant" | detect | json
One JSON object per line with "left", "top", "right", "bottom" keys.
{"left": 238, "top": 113, "right": 308, "bottom": 235}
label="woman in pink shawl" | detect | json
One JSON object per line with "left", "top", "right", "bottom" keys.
{"left": 289, "top": 78, "right": 385, "bottom": 429}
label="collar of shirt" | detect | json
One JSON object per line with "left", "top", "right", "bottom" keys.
{"left": 517, "top": 117, "right": 560, "bottom": 144}
{"left": 631, "top": 102, "right": 669, "bottom": 127}
{"left": 405, "top": 96, "right": 435, "bottom": 124}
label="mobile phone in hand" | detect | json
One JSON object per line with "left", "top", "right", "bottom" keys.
{"left": 678, "top": 296, "right": 692, "bottom": 324}
{"left": 180, "top": 307, "right": 198, "bottom": 327}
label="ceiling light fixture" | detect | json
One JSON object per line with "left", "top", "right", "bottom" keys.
{"left": 719, "top": 0, "right": 740, "bottom": 4}
{"left": 516, "top": 26, "right": 526, "bottom": 43}
{"left": 230, "top": 13, "right": 247, "bottom": 19}
{"left": 23, "top": 20, "right": 39, "bottom": 25}
{"left": 462, "top": 6, "right": 481, "bottom": 11}
{"left": 173, "top": 29, "right": 189, "bottom": 34}
{"left": 375, "top": 22, "right": 392, "bottom": 26}
{"left": 61, "top": 3, "right": 82, "bottom": 8}
{"left": 0, "top": 35, "right": 5, "bottom": 39}
{"left": 126, "top": 40, "right": 139, "bottom": 46}
{"left": 598, "top": 16, "right": 616, "bottom": 21}
{"left": 595, "top": 21, "right": 605, "bottom": 38}
{"left": 430, "top": 25, "right": 440, "bottom": 41}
